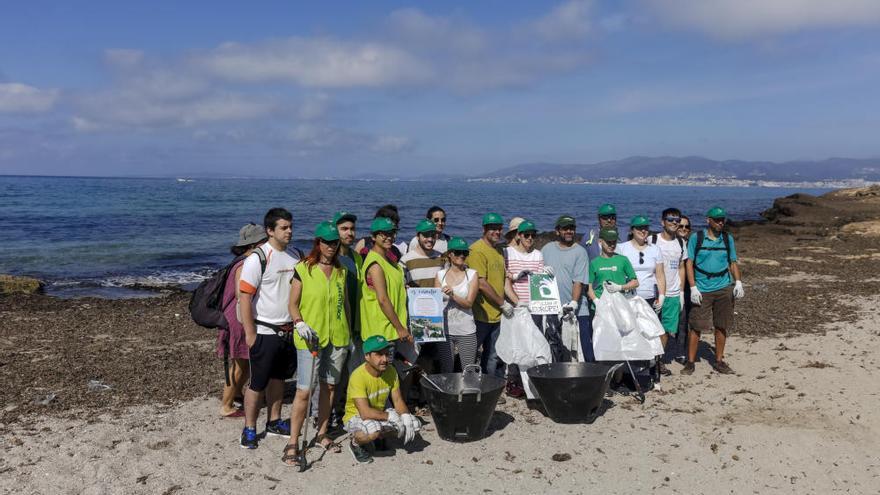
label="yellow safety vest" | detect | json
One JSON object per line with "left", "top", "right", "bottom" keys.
{"left": 293, "top": 262, "right": 350, "bottom": 350}
{"left": 359, "top": 250, "right": 408, "bottom": 342}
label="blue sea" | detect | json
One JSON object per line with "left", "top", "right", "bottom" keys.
{"left": 0, "top": 176, "right": 830, "bottom": 298}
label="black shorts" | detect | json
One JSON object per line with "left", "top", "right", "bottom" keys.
{"left": 248, "top": 334, "right": 297, "bottom": 392}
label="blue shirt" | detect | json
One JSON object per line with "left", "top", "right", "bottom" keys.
{"left": 687, "top": 230, "right": 737, "bottom": 293}
{"left": 541, "top": 241, "right": 591, "bottom": 316}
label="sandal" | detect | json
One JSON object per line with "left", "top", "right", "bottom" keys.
{"left": 317, "top": 434, "right": 342, "bottom": 454}
{"left": 281, "top": 444, "right": 302, "bottom": 467}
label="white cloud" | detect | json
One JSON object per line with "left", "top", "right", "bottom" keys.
{"left": 645, "top": 0, "right": 880, "bottom": 39}
{"left": 196, "top": 38, "right": 432, "bottom": 87}
{"left": 104, "top": 49, "right": 144, "bottom": 68}
{"left": 532, "top": 0, "right": 593, "bottom": 41}
{"left": 370, "top": 135, "right": 414, "bottom": 153}
{"left": 0, "top": 83, "right": 59, "bottom": 113}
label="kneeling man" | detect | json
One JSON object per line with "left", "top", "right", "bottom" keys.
{"left": 344, "top": 335, "right": 420, "bottom": 463}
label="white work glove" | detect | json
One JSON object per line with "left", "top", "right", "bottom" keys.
{"left": 401, "top": 413, "right": 421, "bottom": 445}
{"left": 690, "top": 287, "right": 702, "bottom": 305}
{"left": 385, "top": 408, "right": 403, "bottom": 436}
{"left": 653, "top": 295, "right": 665, "bottom": 314}
{"left": 511, "top": 269, "right": 531, "bottom": 281}
{"left": 604, "top": 281, "right": 623, "bottom": 293}
{"left": 500, "top": 301, "right": 515, "bottom": 318}
{"left": 733, "top": 280, "right": 745, "bottom": 299}
{"left": 679, "top": 293, "right": 685, "bottom": 310}
{"left": 542, "top": 265, "right": 555, "bottom": 278}
{"left": 295, "top": 321, "right": 318, "bottom": 343}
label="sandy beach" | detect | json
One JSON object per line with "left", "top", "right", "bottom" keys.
{"left": 2, "top": 187, "right": 879, "bottom": 494}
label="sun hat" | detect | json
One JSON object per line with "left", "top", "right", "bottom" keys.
{"left": 517, "top": 220, "right": 537, "bottom": 233}
{"left": 362, "top": 335, "right": 392, "bottom": 354}
{"left": 482, "top": 212, "right": 504, "bottom": 226}
{"left": 555, "top": 215, "right": 576, "bottom": 228}
{"left": 706, "top": 206, "right": 727, "bottom": 219}
{"left": 599, "top": 227, "right": 620, "bottom": 242}
{"left": 597, "top": 204, "right": 617, "bottom": 216}
{"left": 446, "top": 237, "right": 469, "bottom": 252}
{"left": 506, "top": 217, "right": 525, "bottom": 236}
{"left": 314, "top": 221, "right": 340, "bottom": 241}
{"left": 370, "top": 217, "right": 396, "bottom": 233}
{"left": 416, "top": 218, "right": 437, "bottom": 234}
{"left": 630, "top": 215, "right": 650, "bottom": 228}
{"left": 332, "top": 211, "right": 357, "bottom": 225}
{"left": 234, "top": 223, "right": 268, "bottom": 247}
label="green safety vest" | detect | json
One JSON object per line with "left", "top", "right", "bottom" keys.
{"left": 359, "top": 250, "right": 408, "bottom": 342}
{"left": 293, "top": 263, "right": 350, "bottom": 350}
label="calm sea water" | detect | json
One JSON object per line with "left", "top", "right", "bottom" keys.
{"left": 0, "top": 176, "right": 829, "bottom": 298}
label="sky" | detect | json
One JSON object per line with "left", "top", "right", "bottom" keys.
{"left": 1, "top": 0, "right": 879, "bottom": 178}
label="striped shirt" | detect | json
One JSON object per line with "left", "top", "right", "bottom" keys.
{"left": 401, "top": 249, "right": 445, "bottom": 288}
{"left": 505, "top": 247, "right": 544, "bottom": 303}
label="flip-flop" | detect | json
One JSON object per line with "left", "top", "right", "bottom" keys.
{"left": 221, "top": 409, "right": 245, "bottom": 419}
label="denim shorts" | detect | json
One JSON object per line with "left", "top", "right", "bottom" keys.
{"left": 296, "top": 346, "right": 349, "bottom": 390}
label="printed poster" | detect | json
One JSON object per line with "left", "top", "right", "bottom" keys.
{"left": 407, "top": 287, "right": 446, "bottom": 343}
{"left": 528, "top": 273, "right": 562, "bottom": 315}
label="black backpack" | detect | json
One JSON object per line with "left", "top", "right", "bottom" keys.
{"left": 649, "top": 233, "right": 685, "bottom": 264}
{"left": 692, "top": 230, "right": 732, "bottom": 279}
{"left": 189, "top": 249, "right": 267, "bottom": 329}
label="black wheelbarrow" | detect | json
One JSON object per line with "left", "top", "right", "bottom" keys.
{"left": 526, "top": 362, "right": 623, "bottom": 423}
{"left": 420, "top": 365, "right": 506, "bottom": 442}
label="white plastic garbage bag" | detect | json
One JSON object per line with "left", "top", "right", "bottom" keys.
{"left": 631, "top": 297, "right": 665, "bottom": 339}
{"left": 497, "top": 306, "right": 552, "bottom": 368}
{"left": 592, "top": 293, "right": 663, "bottom": 361}
{"left": 560, "top": 315, "right": 583, "bottom": 362}
{"left": 596, "top": 291, "right": 637, "bottom": 335}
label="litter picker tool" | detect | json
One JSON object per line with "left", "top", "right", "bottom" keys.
{"left": 296, "top": 339, "right": 320, "bottom": 472}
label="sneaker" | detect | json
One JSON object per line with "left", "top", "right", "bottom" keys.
{"left": 265, "top": 419, "right": 291, "bottom": 438}
{"left": 349, "top": 440, "right": 374, "bottom": 464}
{"left": 240, "top": 427, "right": 258, "bottom": 449}
{"left": 713, "top": 361, "right": 735, "bottom": 375}
{"left": 680, "top": 362, "right": 695, "bottom": 375}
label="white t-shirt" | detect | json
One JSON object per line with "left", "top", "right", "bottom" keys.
{"left": 649, "top": 234, "right": 689, "bottom": 296}
{"left": 436, "top": 268, "right": 477, "bottom": 336}
{"left": 239, "top": 243, "right": 299, "bottom": 335}
{"left": 505, "top": 247, "right": 544, "bottom": 303}
{"left": 615, "top": 240, "right": 662, "bottom": 300}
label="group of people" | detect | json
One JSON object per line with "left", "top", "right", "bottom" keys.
{"left": 213, "top": 202, "right": 745, "bottom": 465}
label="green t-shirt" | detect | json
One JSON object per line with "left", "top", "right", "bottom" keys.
{"left": 467, "top": 238, "right": 506, "bottom": 323}
{"left": 343, "top": 363, "right": 399, "bottom": 423}
{"left": 589, "top": 254, "right": 636, "bottom": 299}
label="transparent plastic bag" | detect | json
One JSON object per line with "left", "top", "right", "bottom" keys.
{"left": 497, "top": 306, "right": 552, "bottom": 368}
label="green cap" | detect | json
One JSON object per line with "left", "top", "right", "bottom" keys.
{"left": 482, "top": 212, "right": 503, "bottom": 226}
{"left": 555, "top": 215, "right": 576, "bottom": 228}
{"left": 332, "top": 211, "right": 357, "bottom": 225}
{"left": 706, "top": 206, "right": 726, "bottom": 219}
{"left": 598, "top": 204, "right": 617, "bottom": 216}
{"left": 362, "top": 335, "right": 392, "bottom": 354}
{"left": 314, "top": 221, "right": 340, "bottom": 241}
{"left": 599, "top": 227, "right": 620, "bottom": 242}
{"left": 630, "top": 215, "right": 650, "bottom": 228}
{"left": 446, "top": 237, "right": 469, "bottom": 252}
{"left": 370, "top": 217, "right": 396, "bottom": 233}
{"left": 415, "top": 218, "right": 437, "bottom": 234}
{"left": 517, "top": 220, "right": 537, "bottom": 233}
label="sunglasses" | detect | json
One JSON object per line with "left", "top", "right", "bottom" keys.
{"left": 520, "top": 232, "right": 536, "bottom": 239}
{"left": 376, "top": 230, "right": 397, "bottom": 238}
{"left": 432, "top": 217, "right": 446, "bottom": 223}
{"left": 319, "top": 238, "right": 340, "bottom": 247}
{"left": 664, "top": 216, "right": 681, "bottom": 223}
{"left": 710, "top": 217, "right": 726, "bottom": 223}
{"left": 485, "top": 224, "right": 503, "bottom": 231}
{"left": 678, "top": 224, "right": 691, "bottom": 230}
{"left": 633, "top": 226, "right": 649, "bottom": 231}
{"left": 451, "top": 250, "right": 469, "bottom": 257}
{"left": 599, "top": 215, "right": 617, "bottom": 221}
{"left": 639, "top": 251, "right": 645, "bottom": 265}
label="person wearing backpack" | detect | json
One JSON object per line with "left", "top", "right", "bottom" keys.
{"left": 648, "top": 208, "right": 688, "bottom": 375}
{"left": 217, "top": 223, "right": 267, "bottom": 418}
{"left": 238, "top": 208, "right": 300, "bottom": 449}
{"left": 682, "top": 206, "right": 744, "bottom": 376}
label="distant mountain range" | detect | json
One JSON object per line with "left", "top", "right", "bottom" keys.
{"left": 472, "top": 156, "right": 880, "bottom": 183}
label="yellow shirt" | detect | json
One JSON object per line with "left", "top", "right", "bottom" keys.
{"left": 343, "top": 363, "right": 399, "bottom": 423}
{"left": 467, "top": 238, "right": 505, "bottom": 323}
